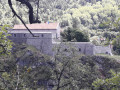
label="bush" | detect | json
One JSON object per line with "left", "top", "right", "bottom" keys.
{"left": 92, "top": 70, "right": 120, "bottom": 90}
{"left": 112, "top": 35, "right": 120, "bottom": 55}
{"left": 61, "top": 27, "right": 89, "bottom": 42}
{"left": 99, "top": 22, "right": 109, "bottom": 29}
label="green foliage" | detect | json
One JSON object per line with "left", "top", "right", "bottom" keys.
{"left": 0, "top": 44, "right": 53, "bottom": 90}
{"left": 0, "top": 43, "right": 120, "bottom": 89}
{"left": 112, "top": 35, "right": 120, "bottom": 55}
{"left": 92, "top": 79, "right": 105, "bottom": 89}
{"left": 92, "top": 70, "right": 120, "bottom": 90}
{"left": 103, "top": 32, "right": 116, "bottom": 40}
{"left": 110, "top": 17, "right": 120, "bottom": 32}
{"left": 92, "top": 39, "right": 100, "bottom": 45}
{"left": 0, "top": 25, "right": 12, "bottom": 56}
{"left": 52, "top": 44, "right": 100, "bottom": 90}
{"left": 99, "top": 22, "right": 110, "bottom": 29}
{"left": 61, "top": 27, "right": 89, "bottom": 42}
{"left": 1, "top": 0, "right": 120, "bottom": 30}
{"left": 1, "top": 1, "right": 120, "bottom": 89}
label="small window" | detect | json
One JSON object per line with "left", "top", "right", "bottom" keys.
{"left": 106, "top": 52, "right": 108, "bottom": 54}
{"left": 41, "top": 34, "right": 44, "bottom": 37}
{"left": 79, "top": 48, "right": 81, "bottom": 52}
{"left": 24, "top": 34, "right": 26, "bottom": 37}
{"left": 14, "top": 34, "right": 16, "bottom": 37}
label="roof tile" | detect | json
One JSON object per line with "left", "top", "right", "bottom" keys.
{"left": 13, "top": 23, "right": 59, "bottom": 30}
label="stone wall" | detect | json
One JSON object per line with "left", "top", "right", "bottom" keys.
{"left": 9, "top": 31, "right": 112, "bottom": 56}
{"left": 53, "top": 42, "right": 95, "bottom": 56}
{"left": 10, "top": 29, "right": 59, "bottom": 42}
{"left": 94, "top": 46, "right": 112, "bottom": 55}
{"left": 9, "top": 32, "right": 53, "bottom": 56}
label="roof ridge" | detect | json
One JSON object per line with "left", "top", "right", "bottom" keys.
{"left": 13, "top": 23, "right": 59, "bottom": 30}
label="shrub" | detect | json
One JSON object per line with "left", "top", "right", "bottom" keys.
{"left": 61, "top": 27, "right": 89, "bottom": 42}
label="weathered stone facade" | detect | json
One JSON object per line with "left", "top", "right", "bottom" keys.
{"left": 9, "top": 32, "right": 53, "bottom": 56}
{"left": 94, "top": 46, "right": 112, "bottom": 55}
{"left": 11, "top": 23, "right": 61, "bottom": 42}
{"left": 8, "top": 23, "right": 112, "bottom": 56}
{"left": 53, "top": 42, "right": 95, "bottom": 55}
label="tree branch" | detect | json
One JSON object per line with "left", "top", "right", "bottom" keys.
{"left": 56, "top": 61, "right": 69, "bottom": 90}
{"left": 36, "top": 0, "right": 40, "bottom": 22}
{"left": 59, "top": 82, "right": 71, "bottom": 88}
{"left": 16, "top": 0, "right": 41, "bottom": 23}
{"left": 15, "top": 65, "right": 20, "bottom": 90}
{"left": 16, "top": 0, "right": 34, "bottom": 24}
{"left": 8, "top": 0, "right": 39, "bottom": 37}
{"left": 0, "top": 75, "right": 7, "bottom": 89}
{"left": 0, "top": 44, "right": 7, "bottom": 55}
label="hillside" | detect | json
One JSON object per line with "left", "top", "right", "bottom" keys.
{"left": 0, "top": 43, "right": 120, "bottom": 89}
{"left": 1, "top": 0, "right": 120, "bottom": 51}
{"left": 0, "top": 1, "right": 120, "bottom": 89}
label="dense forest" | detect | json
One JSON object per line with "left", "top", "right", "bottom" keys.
{"left": 1, "top": 0, "right": 120, "bottom": 28}
{"left": 0, "top": 29, "right": 120, "bottom": 89}
{"left": 0, "top": 0, "right": 120, "bottom": 89}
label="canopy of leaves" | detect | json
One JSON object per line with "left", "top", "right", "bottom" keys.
{"left": 0, "top": 25, "right": 12, "bottom": 56}
{"left": 92, "top": 70, "right": 120, "bottom": 90}
{"left": 61, "top": 27, "right": 89, "bottom": 42}
{"left": 112, "top": 35, "right": 120, "bottom": 55}
{"left": 0, "top": 0, "right": 120, "bottom": 30}
{"left": 0, "top": 43, "right": 120, "bottom": 89}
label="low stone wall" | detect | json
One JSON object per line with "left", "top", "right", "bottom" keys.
{"left": 94, "top": 46, "right": 112, "bottom": 55}
{"left": 52, "top": 42, "right": 94, "bottom": 56}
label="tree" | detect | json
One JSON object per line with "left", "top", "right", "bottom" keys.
{"left": 61, "top": 27, "right": 89, "bottom": 42}
{"left": 92, "top": 70, "right": 120, "bottom": 90}
{"left": 51, "top": 43, "right": 102, "bottom": 90}
{"left": 8, "top": 0, "right": 40, "bottom": 37}
{"left": 0, "top": 25, "right": 12, "bottom": 56}
{"left": 8, "top": 0, "right": 41, "bottom": 24}
{"left": 112, "top": 35, "right": 120, "bottom": 55}
{"left": 0, "top": 44, "right": 54, "bottom": 90}
{"left": 0, "top": 42, "right": 120, "bottom": 89}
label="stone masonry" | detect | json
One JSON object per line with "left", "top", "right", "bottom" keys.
{"left": 8, "top": 23, "right": 112, "bottom": 56}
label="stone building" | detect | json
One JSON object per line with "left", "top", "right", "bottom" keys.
{"left": 9, "top": 32, "right": 53, "bottom": 56}
{"left": 10, "top": 23, "right": 61, "bottom": 42}
{"left": 8, "top": 23, "right": 112, "bottom": 56}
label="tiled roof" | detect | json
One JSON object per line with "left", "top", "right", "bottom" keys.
{"left": 13, "top": 23, "right": 59, "bottom": 30}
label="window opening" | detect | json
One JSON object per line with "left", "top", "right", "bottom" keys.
{"left": 41, "top": 34, "right": 44, "bottom": 37}
{"left": 24, "top": 34, "right": 26, "bottom": 37}
{"left": 14, "top": 34, "right": 16, "bottom": 37}
{"left": 79, "top": 48, "right": 81, "bottom": 51}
